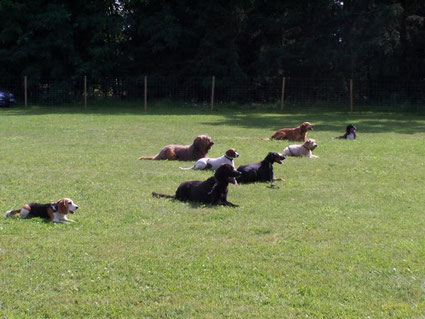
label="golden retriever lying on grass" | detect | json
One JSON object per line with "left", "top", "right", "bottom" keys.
{"left": 262, "top": 122, "right": 314, "bottom": 141}
{"left": 139, "top": 135, "right": 214, "bottom": 161}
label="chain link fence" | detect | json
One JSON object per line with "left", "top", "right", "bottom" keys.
{"left": 1, "top": 76, "right": 424, "bottom": 112}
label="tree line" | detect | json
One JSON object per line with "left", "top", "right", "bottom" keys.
{"left": 1, "top": 0, "right": 424, "bottom": 84}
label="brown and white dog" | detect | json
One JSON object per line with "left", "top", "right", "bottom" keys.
{"left": 179, "top": 148, "right": 239, "bottom": 170}
{"left": 139, "top": 135, "right": 214, "bottom": 161}
{"left": 283, "top": 139, "right": 318, "bottom": 158}
{"left": 5, "top": 198, "right": 79, "bottom": 223}
{"left": 263, "top": 122, "right": 314, "bottom": 141}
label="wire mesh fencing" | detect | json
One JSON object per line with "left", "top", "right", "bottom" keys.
{"left": 1, "top": 76, "right": 424, "bottom": 113}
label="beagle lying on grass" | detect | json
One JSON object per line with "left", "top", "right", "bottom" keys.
{"left": 282, "top": 139, "right": 318, "bottom": 158}
{"left": 5, "top": 198, "right": 79, "bottom": 223}
{"left": 180, "top": 148, "right": 239, "bottom": 170}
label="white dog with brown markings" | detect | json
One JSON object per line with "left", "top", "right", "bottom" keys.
{"left": 282, "top": 139, "right": 318, "bottom": 158}
{"left": 180, "top": 148, "right": 239, "bottom": 170}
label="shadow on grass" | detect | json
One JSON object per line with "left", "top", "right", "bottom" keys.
{"left": 2, "top": 101, "right": 424, "bottom": 134}
{"left": 200, "top": 112, "right": 425, "bottom": 134}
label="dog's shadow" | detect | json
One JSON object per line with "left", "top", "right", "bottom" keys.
{"left": 185, "top": 202, "right": 239, "bottom": 209}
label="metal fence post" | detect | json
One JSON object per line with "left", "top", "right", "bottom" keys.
{"left": 350, "top": 79, "right": 353, "bottom": 113}
{"left": 24, "top": 76, "right": 28, "bottom": 108}
{"left": 211, "top": 76, "right": 215, "bottom": 111}
{"left": 84, "top": 75, "right": 87, "bottom": 110}
{"left": 280, "top": 77, "right": 286, "bottom": 112}
{"left": 144, "top": 75, "right": 147, "bottom": 111}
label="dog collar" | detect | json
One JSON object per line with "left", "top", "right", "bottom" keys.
{"left": 51, "top": 203, "right": 58, "bottom": 212}
{"left": 302, "top": 145, "right": 309, "bottom": 151}
{"left": 225, "top": 155, "right": 233, "bottom": 160}
{"left": 288, "top": 146, "right": 294, "bottom": 155}
{"left": 208, "top": 181, "right": 219, "bottom": 195}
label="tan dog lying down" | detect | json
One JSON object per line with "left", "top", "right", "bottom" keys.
{"left": 139, "top": 135, "right": 214, "bottom": 161}
{"left": 282, "top": 139, "right": 318, "bottom": 158}
{"left": 263, "top": 122, "right": 314, "bottom": 141}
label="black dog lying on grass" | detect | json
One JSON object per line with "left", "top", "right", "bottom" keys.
{"left": 335, "top": 124, "right": 356, "bottom": 140}
{"left": 152, "top": 164, "right": 241, "bottom": 207}
{"left": 237, "top": 152, "right": 285, "bottom": 187}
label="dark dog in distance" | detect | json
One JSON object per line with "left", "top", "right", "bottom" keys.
{"left": 335, "top": 124, "right": 356, "bottom": 140}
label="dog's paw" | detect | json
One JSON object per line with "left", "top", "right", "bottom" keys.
{"left": 268, "top": 183, "right": 281, "bottom": 189}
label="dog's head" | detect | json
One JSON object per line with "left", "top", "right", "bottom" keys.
{"left": 304, "top": 139, "right": 318, "bottom": 151}
{"left": 300, "top": 122, "right": 314, "bottom": 132}
{"left": 193, "top": 135, "right": 214, "bottom": 152}
{"left": 56, "top": 198, "right": 79, "bottom": 215}
{"left": 346, "top": 124, "right": 356, "bottom": 134}
{"left": 225, "top": 148, "right": 239, "bottom": 159}
{"left": 265, "top": 152, "right": 286, "bottom": 164}
{"left": 215, "top": 163, "right": 241, "bottom": 184}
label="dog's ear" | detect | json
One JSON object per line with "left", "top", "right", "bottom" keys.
{"left": 226, "top": 148, "right": 237, "bottom": 157}
{"left": 304, "top": 140, "right": 311, "bottom": 148}
{"left": 57, "top": 198, "right": 69, "bottom": 214}
{"left": 193, "top": 136, "right": 202, "bottom": 145}
{"left": 214, "top": 164, "right": 226, "bottom": 181}
{"left": 301, "top": 122, "right": 309, "bottom": 131}
{"left": 302, "top": 122, "right": 314, "bottom": 131}
{"left": 205, "top": 135, "right": 214, "bottom": 146}
{"left": 265, "top": 152, "right": 274, "bottom": 161}
{"left": 194, "top": 135, "right": 213, "bottom": 148}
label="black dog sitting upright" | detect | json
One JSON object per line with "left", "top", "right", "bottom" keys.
{"left": 336, "top": 124, "right": 356, "bottom": 140}
{"left": 152, "top": 164, "right": 241, "bottom": 207}
{"left": 237, "top": 152, "right": 285, "bottom": 187}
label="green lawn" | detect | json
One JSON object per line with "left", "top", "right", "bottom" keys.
{"left": 1, "top": 104, "right": 424, "bottom": 318}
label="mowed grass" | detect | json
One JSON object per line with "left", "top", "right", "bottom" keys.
{"left": 1, "top": 104, "right": 424, "bottom": 318}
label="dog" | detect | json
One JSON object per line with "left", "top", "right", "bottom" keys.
{"left": 5, "top": 198, "right": 79, "bottom": 223}
{"left": 335, "top": 124, "right": 356, "bottom": 140}
{"left": 237, "top": 152, "right": 285, "bottom": 187}
{"left": 283, "top": 138, "right": 318, "bottom": 158}
{"left": 139, "top": 135, "right": 214, "bottom": 161}
{"left": 152, "top": 164, "right": 241, "bottom": 206}
{"left": 179, "top": 148, "right": 239, "bottom": 170}
{"left": 262, "top": 122, "right": 314, "bottom": 141}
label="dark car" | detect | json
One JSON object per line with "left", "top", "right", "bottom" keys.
{"left": 0, "top": 89, "right": 16, "bottom": 107}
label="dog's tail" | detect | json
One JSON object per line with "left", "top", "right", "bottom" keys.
{"left": 5, "top": 209, "right": 20, "bottom": 217}
{"left": 139, "top": 155, "right": 156, "bottom": 160}
{"left": 152, "top": 192, "right": 175, "bottom": 199}
{"left": 179, "top": 165, "right": 194, "bottom": 170}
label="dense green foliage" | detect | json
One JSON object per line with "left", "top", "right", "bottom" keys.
{"left": 1, "top": 104, "right": 425, "bottom": 317}
{"left": 1, "top": 0, "right": 424, "bottom": 82}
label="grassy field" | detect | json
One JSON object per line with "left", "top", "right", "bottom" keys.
{"left": 1, "top": 104, "right": 424, "bottom": 318}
